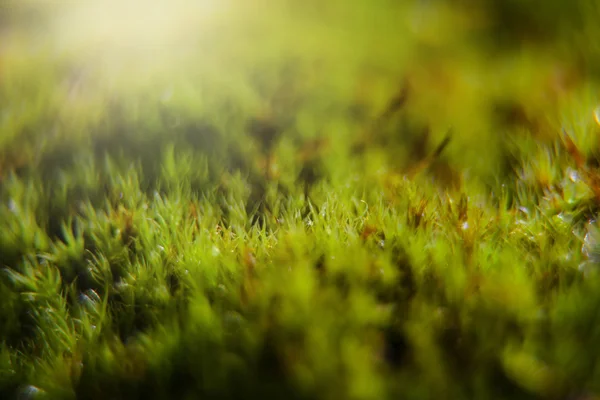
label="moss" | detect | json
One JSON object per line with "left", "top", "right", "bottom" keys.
{"left": 1, "top": 1, "right": 600, "bottom": 399}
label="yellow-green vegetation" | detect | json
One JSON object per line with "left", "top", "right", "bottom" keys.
{"left": 2, "top": 1, "right": 600, "bottom": 399}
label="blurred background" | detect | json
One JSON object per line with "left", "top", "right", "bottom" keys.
{"left": 1, "top": 0, "right": 599, "bottom": 190}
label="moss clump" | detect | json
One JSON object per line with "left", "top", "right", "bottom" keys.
{"left": 1, "top": 1, "right": 600, "bottom": 399}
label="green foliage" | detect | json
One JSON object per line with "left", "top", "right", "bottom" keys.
{"left": 1, "top": 1, "right": 600, "bottom": 399}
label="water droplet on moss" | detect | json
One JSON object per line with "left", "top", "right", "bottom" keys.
{"left": 568, "top": 168, "right": 582, "bottom": 183}
{"left": 17, "top": 385, "right": 45, "bottom": 400}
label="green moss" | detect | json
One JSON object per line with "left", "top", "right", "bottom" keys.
{"left": 1, "top": 1, "right": 600, "bottom": 399}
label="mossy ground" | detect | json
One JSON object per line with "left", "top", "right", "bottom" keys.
{"left": 2, "top": 1, "right": 600, "bottom": 399}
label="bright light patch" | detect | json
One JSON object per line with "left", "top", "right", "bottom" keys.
{"left": 51, "top": 0, "right": 227, "bottom": 74}
{"left": 56, "top": 1, "right": 219, "bottom": 47}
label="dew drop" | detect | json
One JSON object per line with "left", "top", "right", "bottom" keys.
{"left": 17, "top": 385, "right": 45, "bottom": 400}
{"left": 8, "top": 199, "right": 18, "bottom": 214}
{"left": 567, "top": 167, "right": 581, "bottom": 183}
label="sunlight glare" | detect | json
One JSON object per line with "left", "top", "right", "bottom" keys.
{"left": 52, "top": 0, "right": 228, "bottom": 73}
